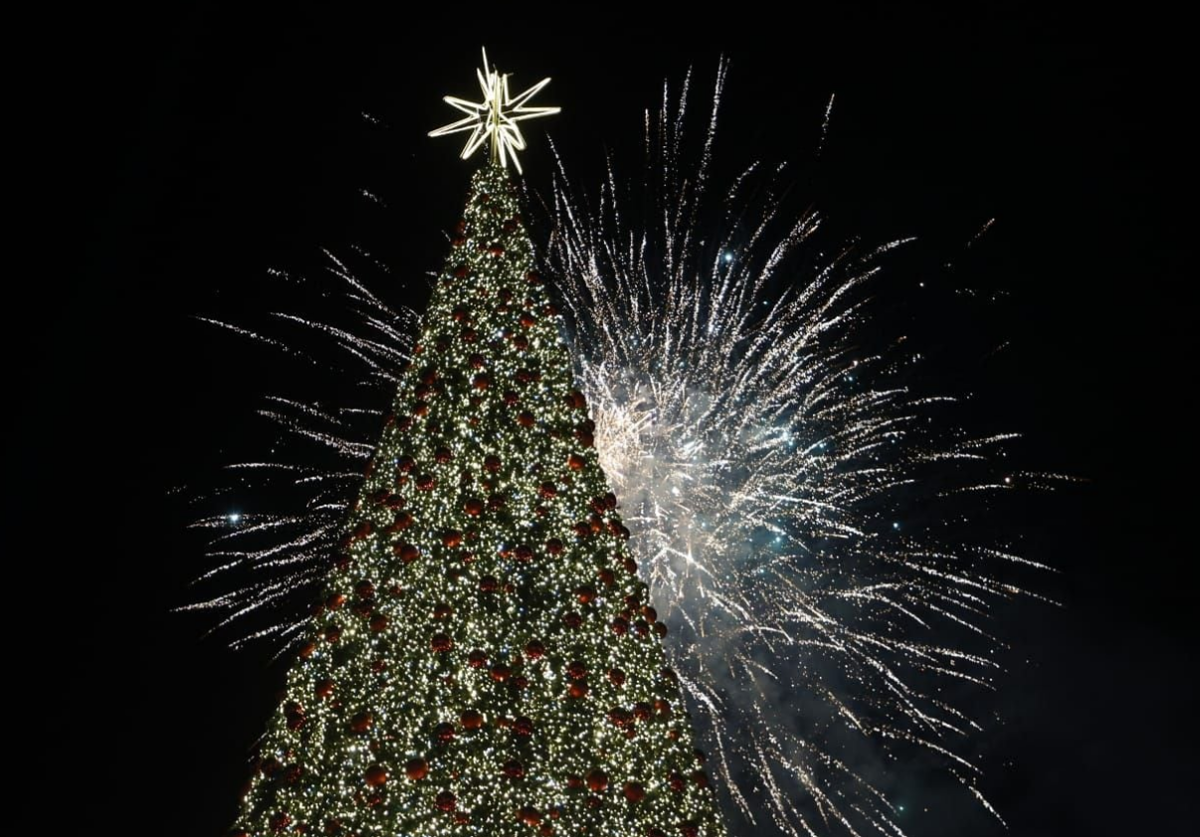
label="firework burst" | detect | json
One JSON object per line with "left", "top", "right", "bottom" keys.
{"left": 185, "top": 62, "right": 1060, "bottom": 836}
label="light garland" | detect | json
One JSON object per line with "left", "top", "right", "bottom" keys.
{"left": 231, "top": 165, "right": 728, "bottom": 837}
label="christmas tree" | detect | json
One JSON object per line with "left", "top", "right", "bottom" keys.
{"left": 230, "top": 51, "right": 728, "bottom": 837}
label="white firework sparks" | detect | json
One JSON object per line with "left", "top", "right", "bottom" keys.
{"left": 184, "top": 63, "right": 1062, "bottom": 837}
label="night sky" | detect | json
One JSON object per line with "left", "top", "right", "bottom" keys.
{"left": 12, "top": 8, "right": 1188, "bottom": 836}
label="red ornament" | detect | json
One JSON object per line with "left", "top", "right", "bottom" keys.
{"left": 567, "top": 389, "right": 587, "bottom": 410}
{"left": 525, "top": 270, "right": 543, "bottom": 284}
{"left": 576, "top": 431, "right": 595, "bottom": 448}
{"left": 268, "top": 812, "right": 292, "bottom": 832}
{"left": 524, "top": 640, "right": 545, "bottom": 659}
{"left": 597, "top": 568, "right": 616, "bottom": 587}
{"left": 566, "top": 774, "right": 584, "bottom": 790}
{"left": 694, "top": 748, "right": 707, "bottom": 764}
{"left": 452, "top": 304, "right": 471, "bottom": 321}
{"left": 568, "top": 680, "right": 588, "bottom": 699}
{"left": 611, "top": 617, "right": 629, "bottom": 636}
{"left": 416, "top": 474, "right": 436, "bottom": 490}
{"left": 502, "top": 759, "right": 525, "bottom": 779}
{"left": 545, "top": 538, "right": 564, "bottom": 555}
{"left": 350, "top": 711, "right": 372, "bottom": 733}
{"left": 518, "top": 806, "right": 542, "bottom": 826}
{"left": 431, "top": 633, "right": 453, "bottom": 653}
{"left": 517, "top": 411, "right": 536, "bottom": 428}
{"left": 538, "top": 481, "right": 558, "bottom": 498}
{"left": 633, "top": 702, "right": 652, "bottom": 721}
{"left": 461, "top": 709, "right": 484, "bottom": 730}
{"left": 433, "top": 602, "right": 452, "bottom": 620}
{"left": 519, "top": 311, "right": 537, "bottom": 328}
{"left": 692, "top": 770, "right": 709, "bottom": 788}
{"left": 443, "top": 530, "right": 464, "bottom": 548}
{"left": 435, "top": 791, "right": 457, "bottom": 812}
{"left": 572, "top": 522, "right": 591, "bottom": 539}
{"left": 563, "top": 612, "right": 583, "bottom": 629}
{"left": 355, "top": 580, "right": 375, "bottom": 599}
{"left": 484, "top": 455, "right": 502, "bottom": 472}
{"left": 479, "top": 575, "right": 499, "bottom": 593}
{"left": 654, "top": 622, "right": 669, "bottom": 638}
{"left": 585, "top": 769, "right": 608, "bottom": 792}
{"left": 512, "top": 334, "right": 529, "bottom": 350}
{"left": 315, "top": 678, "right": 335, "bottom": 699}
{"left": 623, "top": 782, "right": 646, "bottom": 804}
{"left": 395, "top": 543, "right": 420, "bottom": 564}
{"left": 472, "top": 374, "right": 491, "bottom": 390}
{"left": 324, "top": 625, "right": 342, "bottom": 644}
{"left": 680, "top": 822, "right": 700, "bottom": 837}
{"left": 468, "top": 649, "right": 488, "bottom": 668}
{"left": 388, "top": 511, "right": 414, "bottom": 532}
{"left": 513, "top": 716, "right": 534, "bottom": 736}
{"left": 567, "top": 453, "right": 586, "bottom": 470}
{"left": 608, "top": 668, "right": 626, "bottom": 687}
{"left": 434, "top": 722, "right": 456, "bottom": 743}
{"left": 566, "top": 660, "right": 587, "bottom": 679}
{"left": 435, "top": 446, "right": 453, "bottom": 463}
{"left": 622, "top": 556, "right": 638, "bottom": 575}
{"left": 513, "top": 544, "right": 534, "bottom": 562}
{"left": 503, "top": 390, "right": 519, "bottom": 405}
{"left": 370, "top": 614, "right": 389, "bottom": 633}
{"left": 461, "top": 327, "right": 478, "bottom": 342}
{"left": 364, "top": 765, "right": 388, "bottom": 787}
{"left": 405, "top": 758, "right": 428, "bottom": 781}
{"left": 668, "top": 771, "right": 685, "bottom": 793}
{"left": 464, "top": 497, "right": 485, "bottom": 516}
{"left": 490, "top": 663, "right": 512, "bottom": 681}
{"left": 298, "top": 640, "right": 316, "bottom": 659}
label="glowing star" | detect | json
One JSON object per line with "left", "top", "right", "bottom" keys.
{"left": 429, "top": 47, "right": 560, "bottom": 174}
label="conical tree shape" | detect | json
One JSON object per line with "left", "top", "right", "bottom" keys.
{"left": 232, "top": 165, "right": 727, "bottom": 837}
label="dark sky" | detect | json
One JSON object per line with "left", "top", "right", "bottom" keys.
{"left": 11, "top": 7, "right": 1187, "bottom": 836}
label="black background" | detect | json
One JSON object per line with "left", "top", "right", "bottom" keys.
{"left": 10, "top": 6, "right": 1188, "bottom": 836}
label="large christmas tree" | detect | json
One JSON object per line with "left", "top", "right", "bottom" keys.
{"left": 230, "top": 52, "right": 728, "bottom": 837}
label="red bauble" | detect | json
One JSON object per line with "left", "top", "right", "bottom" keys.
{"left": 431, "top": 633, "right": 453, "bottom": 653}
{"left": 461, "top": 709, "right": 484, "bottom": 730}
{"left": 694, "top": 748, "right": 707, "bottom": 764}
{"left": 622, "top": 556, "right": 638, "bottom": 575}
{"left": 434, "top": 722, "right": 456, "bottom": 743}
{"left": 472, "top": 374, "right": 491, "bottom": 390}
{"left": 524, "top": 640, "right": 545, "bottom": 659}
{"left": 517, "top": 806, "right": 541, "bottom": 826}
{"left": 574, "top": 585, "right": 596, "bottom": 605}
{"left": 538, "top": 481, "right": 557, "bottom": 499}
{"left": 461, "top": 327, "right": 478, "bottom": 342}
{"left": 433, "top": 602, "right": 452, "bottom": 620}
{"left": 513, "top": 544, "right": 534, "bottom": 562}
{"left": 468, "top": 352, "right": 486, "bottom": 368}
{"left": 389, "top": 511, "right": 414, "bottom": 531}
{"left": 513, "top": 716, "right": 534, "bottom": 736}
{"left": 363, "top": 764, "right": 388, "bottom": 787}
{"left": 597, "top": 568, "right": 616, "bottom": 587}
{"left": 668, "top": 771, "right": 685, "bottom": 793}
{"left": 680, "top": 822, "right": 700, "bottom": 837}
{"left": 395, "top": 543, "right": 420, "bottom": 564}
{"left": 568, "top": 681, "right": 588, "bottom": 699}
{"left": 611, "top": 617, "right": 629, "bottom": 636}
{"left": 416, "top": 474, "right": 436, "bottom": 490}
{"left": 585, "top": 768, "right": 608, "bottom": 792}
{"left": 545, "top": 538, "right": 564, "bottom": 555}
{"left": 405, "top": 758, "right": 428, "bottom": 781}
{"left": 468, "top": 649, "right": 488, "bottom": 668}
{"left": 608, "top": 668, "right": 626, "bottom": 687}
{"left": 566, "top": 660, "right": 587, "bottom": 679}
{"left": 434, "top": 446, "right": 453, "bottom": 463}
{"left": 479, "top": 575, "right": 500, "bottom": 593}
{"left": 355, "top": 580, "right": 375, "bottom": 599}
{"left": 623, "top": 782, "right": 646, "bottom": 804}
{"left": 443, "top": 530, "right": 464, "bottom": 548}
{"left": 503, "top": 390, "right": 519, "bottom": 405}
{"left": 567, "top": 453, "right": 586, "bottom": 470}
{"left": 562, "top": 611, "right": 583, "bottom": 629}
{"left": 484, "top": 455, "right": 502, "bottom": 472}
{"left": 268, "top": 812, "right": 292, "bottom": 832}
{"left": 654, "top": 622, "right": 669, "bottom": 638}
{"left": 572, "top": 522, "right": 591, "bottom": 539}
{"left": 350, "top": 711, "right": 372, "bottom": 733}
{"left": 369, "top": 614, "right": 389, "bottom": 633}
{"left": 519, "top": 311, "right": 537, "bottom": 328}
{"left": 525, "top": 270, "right": 543, "bottom": 285}
{"left": 502, "top": 759, "right": 525, "bottom": 779}
{"left": 517, "top": 411, "right": 536, "bottom": 428}
{"left": 298, "top": 640, "right": 316, "bottom": 659}
{"left": 512, "top": 334, "right": 529, "bottom": 351}
{"left": 490, "top": 663, "right": 511, "bottom": 681}
{"left": 435, "top": 791, "right": 457, "bottom": 812}
{"left": 452, "top": 304, "right": 471, "bottom": 321}
{"left": 691, "top": 770, "right": 709, "bottom": 788}
{"left": 633, "top": 702, "right": 652, "bottom": 721}
{"left": 315, "top": 678, "right": 335, "bottom": 699}
{"left": 324, "top": 625, "right": 342, "bottom": 644}
{"left": 464, "top": 498, "right": 485, "bottom": 516}
{"left": 566, "top": 774, "right": 584, "bottom": 790}
{"left": 576, "top": 431, "right": 595, "bottom": 448}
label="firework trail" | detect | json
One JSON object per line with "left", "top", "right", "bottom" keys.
{"left": 184, "top": 63, "right": 1061, "bottom": 836}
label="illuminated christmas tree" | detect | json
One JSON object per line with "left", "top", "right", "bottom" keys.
{"left": 230, "top": 50, "right": 728, "bottom": 837}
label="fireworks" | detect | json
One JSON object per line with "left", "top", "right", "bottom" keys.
{"left": 186, "top": 62, "right": 1059, "bottom": 836}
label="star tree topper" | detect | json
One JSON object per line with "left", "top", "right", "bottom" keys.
{"left": 429, "top": 47, "right": 560, "bottom": 174}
